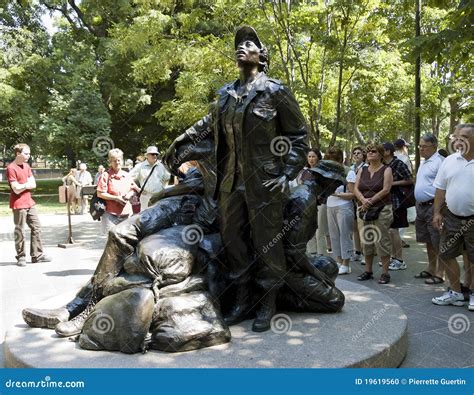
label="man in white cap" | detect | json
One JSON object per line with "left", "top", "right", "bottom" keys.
{"left": 129, "top": 146, "right": 170, "bottom": 210}
{"left": 75, "top": 162, "right": 93, "bottom": 214}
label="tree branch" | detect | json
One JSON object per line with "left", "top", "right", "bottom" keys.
{"left": 67, "top": 0, "right": 101, "bottom": 37}
{"left": 42, "top": 2, "right": 80, "bottom": 33}
{"left": 341, "top": 68, "right": 357, "bottom": 93}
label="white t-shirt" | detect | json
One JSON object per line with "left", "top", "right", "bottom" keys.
{"left": 433, "top": 152, "right": 474, "bottom": 216}
{"left": 415, "top": 152, "right": 444, "bottom": 203}
{"left": 129, "top": 160, "right": 170, "bottom": 195}
{"left": 326, "top": 170, "right": 356, "bottom": 208}
{"left": 76, "top": 170, "right": 93, "bottom": 186}
{"left": 395, "top": 150, "right": 413, "bottom": 173}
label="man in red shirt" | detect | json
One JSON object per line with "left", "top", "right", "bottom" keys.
{"left": 6, "top": 143, "right": 51, "bottom": 266}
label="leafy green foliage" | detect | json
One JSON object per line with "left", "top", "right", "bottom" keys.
{"left": 0, "top": 0, "right": 471, "bottom": 165}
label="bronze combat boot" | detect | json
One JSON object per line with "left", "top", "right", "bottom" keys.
{"left": 22, "top": 307, "right": 70, "bottom": 329}
{"left": 55, "top": 296, "right": 97, "bottom": 337}
{"left": 22, "top": 293, "right": 91, "bottom": 329}
{"left": 224, "top": 285, "right": 251, "bottom": 326}
{"left": 252, "top": 289, "right": 277, "bottom": 332}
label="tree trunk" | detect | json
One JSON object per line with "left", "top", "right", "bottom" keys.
{"left": 332, "top": 27, "right": 348, "bottom": 146}
{"left": 314, "top": 2, "right": 331, "bottom": 150}
{"left": 431, "top": 114, "right": 440, "bottom": 136}
{"left": 65, "top": 146, "right": 76, "bottom": 169}
{"left": 414, "top": 0, "right": 421, "bottom": 172}
{"left": 449, "top": 97, "right": 460, "bottom": 135}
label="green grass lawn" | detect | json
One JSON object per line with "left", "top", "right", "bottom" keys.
{"left": 0, "top": 179, "right": 67, "bottom": 216}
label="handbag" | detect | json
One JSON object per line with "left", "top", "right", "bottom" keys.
{"left": 89, "top": 191, "right": 106, "bottom": 221}
{"left": 399, "top": 184, "right": 416, "bottom": 209}
{"left": 89, "top": 176, "right": 110, "bottom": 221}
{"left": 358, "top": 205, "right": 385, "bottom": 222}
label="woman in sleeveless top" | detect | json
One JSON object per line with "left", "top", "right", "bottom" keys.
{"left": 350, "top": 146, "right": 367, "bottom": 263}
{"left": 62, "top": 168, "right": 81, "bottom": 214}
{"left": 354, "top": 142, "right": 394, "bottom": 284}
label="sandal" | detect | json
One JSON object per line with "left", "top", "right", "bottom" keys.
{"left": 378, "top": 273, "right": 391, "bottom": 284}
{"left": 425, "top": 276, "right": 444, "bottom": 285}
{"left": 414, "top": 271, "right": 432, "bottom": 279}
{"left": 357, "top": 272, "right": 373, "bottom": 281}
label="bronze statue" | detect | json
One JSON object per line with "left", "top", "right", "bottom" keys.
{"left": 22, "top": 27, "right": 345, "bottom": 353}
{"left": 164, "top": 26, "right": 308, "bottom": 332}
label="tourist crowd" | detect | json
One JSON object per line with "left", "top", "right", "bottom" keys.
{"left": 6, "top": 124, "right": 474, "bottom": 313}
{"left": 295, "top": 124, "right": 473, "bottom": 312}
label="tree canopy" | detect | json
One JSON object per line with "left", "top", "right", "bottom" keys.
{"left": 0, "top": 0, "right": 472, "bottom": 167}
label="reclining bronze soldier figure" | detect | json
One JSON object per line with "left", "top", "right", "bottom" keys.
{"left": 23, "top": 138, "right": 345, "bottom": 352}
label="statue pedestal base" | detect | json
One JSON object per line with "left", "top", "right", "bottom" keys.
{"left": 5, "top": 279, "right": 407, "bottom": 368}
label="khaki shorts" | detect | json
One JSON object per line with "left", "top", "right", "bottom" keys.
{"left": 415, "top": 202, "right": 440, "bottom": 247}
{"left": 439, "top": 209, "right": 474, "bottom": 262}
{"left": 358, "top": 205, "right": 393, "bottom": 258}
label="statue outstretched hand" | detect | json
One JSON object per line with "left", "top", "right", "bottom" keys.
{"left": 163, "top": 134, "right": 188, "bottom": 175}
{"left": 262, "top": 175, "right": 290, "bottom": 193}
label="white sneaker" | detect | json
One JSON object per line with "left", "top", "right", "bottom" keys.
{"left": 352, "top": 252, "right": 363, "bottom": 262}
{"left": 16, "top": 257, "right": 26, "bottom": 267}
{"left": 432, "top": 290, "right": 465, "bottom": 306}
{"left": 338, "top": 265, "right": 351, "bottom": 275}
{"left": 389, "top": 258, "right": 407, "bottom": 271}
{"left": 469, "top": 293, "right": 474, "bottom": 311}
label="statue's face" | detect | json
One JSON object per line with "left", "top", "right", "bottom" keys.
{"left": 236, "top": 39, "right": 260, "bottom": 66}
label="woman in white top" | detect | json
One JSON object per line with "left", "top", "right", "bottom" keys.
{"left": 326, "top": 147, "right": 356, "bottom": 274}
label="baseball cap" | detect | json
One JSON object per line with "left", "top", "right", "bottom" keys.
{"left": 394, "top": 138, "right": 409, "bottom": 148}
{"left": 234, "top": 26, "right": 263, "bottom": 50}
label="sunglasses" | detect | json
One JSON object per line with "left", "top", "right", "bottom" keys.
{"left": 367, "top": 150, "right": 378, "bottom": 154}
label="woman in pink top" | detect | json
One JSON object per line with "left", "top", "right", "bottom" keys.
{"left": 97, "top": 148, "right": 139, "bottom": 234}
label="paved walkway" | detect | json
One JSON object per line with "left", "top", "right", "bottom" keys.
{"left": 0, "top": 213, "right": 472, "bottom": 368}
